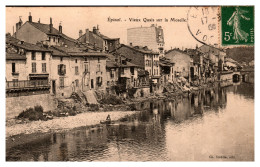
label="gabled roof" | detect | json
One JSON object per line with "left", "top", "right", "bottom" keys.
{"left": 78, "top": 30, "right": 119, "bottom": 41}
{"left": 165, "top": 48, "right": 191, "bottom": 56}
{"left": 159, "top": 57, "right": 174, "bottom": 67}
{"left": 118, "top": 44, "right": 159, "bottom": 55}
{"left": 6, "top": 35, "right": 50, "bottom": 52}
{"left": 28, "top": 21, "right": 77, "bottom": 43}
{"left": 106, "top": 53, "right": 140, "bottom": 68}
{"left": 52, "top": 46, "right": 107, "bottom": 57}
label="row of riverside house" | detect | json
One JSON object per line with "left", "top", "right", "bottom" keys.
{"left": 6, "top": 13, "right": 233, "bottom": 102}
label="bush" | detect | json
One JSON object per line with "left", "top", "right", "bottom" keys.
{"left": 100, "top": 94, "right": 124, "bottom": 105}
{"left": 17, "top": 105, "right": 45, "bottom": 121}
{"left": 128, "top": 104, "right": 137, "bottom": 111}
{"left": 88, "top": 104, "right": 99, "bottom": 111}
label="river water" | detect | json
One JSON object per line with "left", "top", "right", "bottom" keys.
{"left": 6, "top": 82, "right": 254, "bottom": 161}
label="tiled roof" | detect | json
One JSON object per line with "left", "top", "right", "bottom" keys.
{"left": 119, "top": 44, "right": 159, "bottom": 55}
{"left": 159, "top": 57, "right": 174, "bottom": 67}
{"left": 6, "top": 53, "right": 26, "bottom": 60}
{"left": 52, "top": 46, "right": 107, "bottom": 57}
{"left": 6, "top": 35, "right": 50, "bottom": 52}
{"left": 165, "top": 48, "right": 191, "bottom": 55}
{"left": 28, "top": 22, "right": 77, "bottom": 43}
{"left": 48, "top": 47, "right": 68, "bottom": 56}
{"left": 99, "top": 33, "right": 119, "bottom": 40}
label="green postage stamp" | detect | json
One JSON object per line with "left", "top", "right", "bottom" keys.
{"left": 221, "top": 6, "right": 254, "bottom": 46}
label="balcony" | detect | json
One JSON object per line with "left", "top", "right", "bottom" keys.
{"left": 6, "top": 80, "right": 50, "bottom": 91}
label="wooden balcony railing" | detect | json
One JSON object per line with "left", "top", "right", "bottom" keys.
{"left": 6, "top": 80, "right": 50, "bottom": 90}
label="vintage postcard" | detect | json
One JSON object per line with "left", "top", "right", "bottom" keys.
{"left": 5, "top": 6, "right": 254, "bottom": 162}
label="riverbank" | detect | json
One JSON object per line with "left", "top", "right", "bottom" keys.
{"left": 6, "top": 110, "right": 139, "bottom": 138}
{"left": 5, "top": 81, "right": 221, "bottom": 138}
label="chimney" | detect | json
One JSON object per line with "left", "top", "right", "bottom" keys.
{"left": 93, "top": 26, "right": 97, "bottom": 34}
{"left": 59, "top": 22, "right": 62, "bottom": 33}
{"left": 18, "top": 16, "right": 23, "bottom": 27}
{"left": 38, "top": 18, "right": 40, "bottom": 23}
{"left": 49, "top": 17, "right": 53, "bottom": 33}
{"left": 96, "top": 25, "right": 100, "bottom": 34}
{"left": 28, "top": 12, "right": 32, "bottom": 22}
{"left": 130, "top": 42, "right": 133, "bottom": 46}
{"left": 79, "top": 30, "right": 83, "bottom": 37}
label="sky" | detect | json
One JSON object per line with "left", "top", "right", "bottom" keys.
{"left": 6, "top": 7, "right": 205, "bottom": 50}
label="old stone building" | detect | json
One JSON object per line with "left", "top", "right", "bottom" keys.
{"left": 197, "top": 44, "right": 226, "bottom": 71}
{"left": 78, "top": 25, "right": 120, "bottom": 52}
{"left": 165, "top": 49, "right": 193, "bottom": 80}
{"left": 6, "top": 34, "right": 51, "bottom": 92}
{"left": 127, "top": 24, "right": 164, "bottom": 57}
{"left": 49, "top": 46, "right": 108, "bottom": 97}
{"left": 106, "top": 53, "right": 140, "bottom": 92}
{"left": 116, "top": 44, "right": 160, "bottom": 84}
{"left": 14, "top": 13, "right": 77, "bottom": 47}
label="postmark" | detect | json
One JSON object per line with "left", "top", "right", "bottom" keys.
{"left": 221, "top": 6, "right": 254, "bottom": 46}
{"left": 187, "top": 7, "right": 220, "bottom": 46}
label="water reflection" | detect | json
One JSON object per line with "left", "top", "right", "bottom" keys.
{"left": 6, "top": 83, "right": 254, "bottom": 161}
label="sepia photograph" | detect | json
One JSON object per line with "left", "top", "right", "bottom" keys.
{"left": 4, "top": 6, "right": 254, "bottom": 162}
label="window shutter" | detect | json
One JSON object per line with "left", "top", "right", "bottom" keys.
{"left": 58, "top": 65, "right": 60, "bottom": 75}
{"left": 64, "top": 65, "right": 66, "bottom": 75}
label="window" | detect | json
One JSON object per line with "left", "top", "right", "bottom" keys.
{"left": 75, "top": 79, "right": 79, "bottom": 87}
{"left": 42, "top": 52, "right": 46, "bottom": 60}
{"left": 98, "top": 58, "right": 100, "bottom": 63}
{"left": 60, "top": 57, "right": 63, "bottom": 62}
{"left": 12, "top": 63, "right": 15, "bottom": 73}
{"left": 32, "top": 63, "right": 36, "bottom": 73}
{"left": 53, "top": 37, "right": 56, "bottom": 42}
{"left": 49, "top": 37, "right": 51, "bottom": 41}
{"left": 121, "top": 68, "right": 124, "bottom": 75}
{"left": 84, "top": 63, "right": 89, "bottom": 73}
{"left": 75, "top": 59, "right": 77, "bottom": 63}
{"left": 42, "top": 63, "right": 46, "bottom": 73}
{"left": 59, "top": 77, "right": 64, "bottom": 87}
{"left": 84, "top": 57, "right": 88, "bottom": 61}
{"left": 58, "top": 64, "right": 66, "bottom": 75}
{"left": 32, "top": 52, "right": 36, "bottom": 60}
{"left": 57, "top": 38, "right": 60, "bottom": 43}
{"left": 97, "top": 64, "right": 101, "bottom": 72}
{"left": 110, "top": 70, "right": 114, "bottom": 78}
{"left": 75, "top": 66, "right": 79, "bottom": 75}
{"left": 130, "top": 67, "right": 134, "bottom": 75}
{"left": 96, "top": 77, "right": 102, "bottom": 87}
